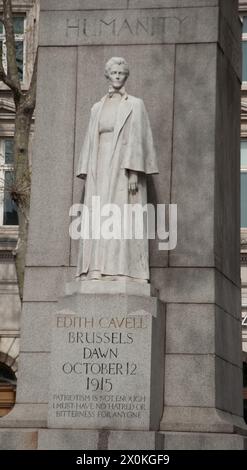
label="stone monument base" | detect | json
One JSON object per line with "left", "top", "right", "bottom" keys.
{"left": 65, "top": 279, "right": 156, "bottom": 297}
{"left": 0, "top": 428, "right": 246, "bottom": 450}
{"left": 1, "top": 289, "right": 247, "bottom": 449}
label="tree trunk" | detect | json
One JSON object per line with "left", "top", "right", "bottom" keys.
{"left": 13, "top": 104, "right": 33, "bottom": 301}
{"left": 0, "top": 0, "right": 38, "bottom": 301}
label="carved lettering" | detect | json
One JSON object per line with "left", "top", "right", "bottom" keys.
{"left": 136, "top": 18, "right": 149, "bottom": 35}
{"left": 82, "top": 18, "right": 88, "bottom": 37}
{"left": 57, "top": 315, "right": 146, "bottom": 329}
{"left": 82, "top": 347, "right": 119, "bottom": 360}
{"left": 57, "top": 316, "right": 94, "bottom": 328}
{"left": 65, "top": 15, "right": 189, "bottom": 41}
{"left": 117, "top": 19, "right": 134, "bottom": 36}
{"left": 82, "top": 18, "right": 97, "bottom": 37}
{"left": 66, "top": 18, "right": 80, "bottom": 38}
{"left": 99, "top": 19, "right": 116, "bottom": 36}
{"left": 51, "top": 307, "right": 154, "bottom": 427}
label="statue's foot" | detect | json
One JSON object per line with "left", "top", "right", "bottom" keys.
{"left": 75, "top": 274, "right": 87, "bottom": 281}
{"left": 88, "top": 270, "right": 102, "bottom": 280}
{"left": 75, "top": 270, "right": 102, "bottom": 281}
{"left": 101, "top": 275, "right": 148, "bottom": 283}
{"left": 76, "top": 273, "right": 148, "bottom": 283}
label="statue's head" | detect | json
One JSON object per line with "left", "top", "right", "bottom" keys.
{"left": 104, "top": 57, "right": 129, "bottom": 90}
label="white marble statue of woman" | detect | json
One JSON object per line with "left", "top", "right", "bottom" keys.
{"left": 76, "top": 57, "right": 158, "bottom": 282}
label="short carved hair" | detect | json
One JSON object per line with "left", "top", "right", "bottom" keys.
{"left": 104, "top": 57, "right": 130, "bottom": 79}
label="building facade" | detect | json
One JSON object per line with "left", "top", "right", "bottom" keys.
{"left": 239, "top": 0, "right": 247, "bottom": 422}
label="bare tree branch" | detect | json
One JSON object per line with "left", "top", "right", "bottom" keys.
{"left": 0, "top": 40, "right": 8, "bottom": 81}
{"left": 0, "top": 0, "right": 39, "bottom": 300}
{"left": 22, "top": 51, "right": 37, "bottom": 112}
{"left": 0, "top": 38, "right": 19, "bottom": 91}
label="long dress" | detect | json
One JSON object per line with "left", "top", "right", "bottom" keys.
{"left": 87, "top": 92, "right": 121, "bottom": 279}
{"left": 76, "top": 90, "right": 158, "bottom": 281}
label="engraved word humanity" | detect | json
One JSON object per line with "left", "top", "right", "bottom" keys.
{"left": 40, "top": 8, "right": 218, "bottom": 47}
{"left": 66, "top": 15, "right": 188, "bottom": 40}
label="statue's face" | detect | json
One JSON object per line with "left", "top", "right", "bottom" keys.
{"left": 108, "top": 64, "right": 128, "bottom": 89}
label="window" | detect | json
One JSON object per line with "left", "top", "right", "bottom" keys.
{"left": 0, "top": 16, "right": 25, "bottom": 81}
{"left": 0, "top": 363, "right": 16, "bottom": 418}
{"left": 243, "top": 361, "right": 247, "bottom": 424}
{"left": 0, "top": 138, "right": 18, "bottom": 226}
{"left": 241, "top": 171, "right": 247, "bottom": 228}
{"left": 241, "top": 141, "right": 247, "bottom": 228}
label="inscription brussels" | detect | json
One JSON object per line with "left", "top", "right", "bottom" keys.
{"left": 56, "top": 315, "right": 146, "bottom": 397}
{"left": 68, "top": 332, "right": 133, "bottom": 345}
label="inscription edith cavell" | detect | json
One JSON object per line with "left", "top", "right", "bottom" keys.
{"left": 48, "top": 311, "right": 154, "bottom": 430}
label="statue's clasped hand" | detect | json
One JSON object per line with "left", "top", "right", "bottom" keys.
{"left": 128, "top": 171, "right": 138, "bottom": 195}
